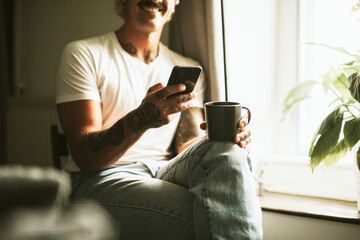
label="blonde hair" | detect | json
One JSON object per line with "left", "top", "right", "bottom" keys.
{"left": 114, "top": 0, "right": 180, "bottom": 18}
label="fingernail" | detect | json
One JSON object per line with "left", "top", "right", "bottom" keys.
{"left": 181, "top": 84, "right": 186, "bottom": 90}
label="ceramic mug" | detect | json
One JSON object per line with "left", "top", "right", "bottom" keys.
{"left": 204, "top": 101, "right": 250, "bottom": 141}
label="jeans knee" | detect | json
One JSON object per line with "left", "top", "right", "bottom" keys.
{"left": 196, "top": 140, "right": 250, "bottom": 170}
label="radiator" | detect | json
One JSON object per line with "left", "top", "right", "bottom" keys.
{"left": 6, "top": 98, "right": 60, "bottom": 167}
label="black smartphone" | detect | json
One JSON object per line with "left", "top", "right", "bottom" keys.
{"left": 167, "top": 66, "right": 202, "bottom": 97}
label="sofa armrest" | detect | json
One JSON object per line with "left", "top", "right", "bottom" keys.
{"left": 0, "top": 165, "right": 71, "bottom": 211}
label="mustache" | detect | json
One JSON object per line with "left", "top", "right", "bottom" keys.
{"left": 139, "top": 1, "right": 165, "bottom": 9}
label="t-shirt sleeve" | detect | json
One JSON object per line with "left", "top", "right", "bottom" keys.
{"left": 56, "top": 41, "right": 101, "bottom": 104}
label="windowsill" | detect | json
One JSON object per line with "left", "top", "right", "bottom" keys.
{"left": 259, "top": 191, "right": 360, "bottom": 225}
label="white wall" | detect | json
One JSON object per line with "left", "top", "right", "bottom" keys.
{"left": 14, "top": 0, "right": 120, "bottom": 98}
{"left": 7, "top": 0, "right": 123, "bottom": 166}
{"left": 13, "top": 0, "right": 169, "bottom": 98}
{"left": 8, "top": 0, "right": 170, "bottom": 166}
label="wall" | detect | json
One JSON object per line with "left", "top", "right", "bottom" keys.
{"left": 14, "top": 0, "right": 170, "bottom": 98}
{"left": 7, "top": 0, "right": 169, "bottom": 166}
{"left": 14, "top": 0, "right": 121, "bottom": 98}
{"left": 7, "top": 0, "right": 123, "bottom": 166}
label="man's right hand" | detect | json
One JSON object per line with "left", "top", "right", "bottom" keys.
{"left": 126, "top": 82, "right": 195, "bottom": 134}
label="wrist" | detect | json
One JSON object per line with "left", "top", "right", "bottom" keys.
{"left": 126, "top": 109, "right": 148, "bottom": 134}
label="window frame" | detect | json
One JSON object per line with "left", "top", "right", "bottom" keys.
{"left": 223, "top": 0, "right": 357, "bottom": 201}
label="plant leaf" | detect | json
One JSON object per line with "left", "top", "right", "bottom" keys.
{"left": 327, "top": 97, "right": 354, "bottom": 108}
{"left": 282, "top": 80, "right": 318, "bottom": 118}
{"left": 343, "top": 66, "right": 360, "bottom": 75}
{"left": 309, "top": 108, "right": 344, "bottom": 171}
{"left": 343, "top": 60, "right": 356, "bottom": 66}
{"left": 348, "top": 72, "right": 360, "bottom": 103}
{"left": 306, "top": 43, "right": 360, "bottom": 59}
{"left": 323, "top": 139, "right": 348, "bottom": 168}
{"left": 321, "top": 70, "right": 337, "bottom": 94}
{"left": 343, "top": 118, "right": 360, "bottom": 148}
{"left": 333, "top": 73, "right": 353, "bottom": 99}
{"left": 357, "top": 148, "right": 360, "bottom": 171}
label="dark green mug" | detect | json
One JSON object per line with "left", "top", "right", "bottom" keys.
{"left": 204, "top": 101, "right": 250, "bottom": 142}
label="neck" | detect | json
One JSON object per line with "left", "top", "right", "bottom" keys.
{"left": 116, "top": 25, "right": 163, "bottom": 64}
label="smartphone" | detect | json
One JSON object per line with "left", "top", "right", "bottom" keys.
{"left": 166, "top": 66, "right": 202, "bottom": 97}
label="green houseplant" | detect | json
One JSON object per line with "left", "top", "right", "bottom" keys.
{"left": 282, "top": 44, "right": 360, "bottom": 171}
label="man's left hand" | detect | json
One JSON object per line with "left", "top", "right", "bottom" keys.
{"left": 234, "top": 115, "right": 251, "bottom": 153}
{"left": 199, "top": 115, "right": 251, "bottom": 153}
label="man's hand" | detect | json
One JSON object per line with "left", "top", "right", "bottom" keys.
{"left": 200, "top": 115, "right": 252, "bottom": 153}
{"left": 234, "top": 115, "right": 251, "bottom": 152}
{"left": 127, "top": 82, "right": 195, "bottom": 134}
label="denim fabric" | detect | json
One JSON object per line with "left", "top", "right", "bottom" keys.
{"left": 70, "top": 139, "right": 263, "bottom": 240}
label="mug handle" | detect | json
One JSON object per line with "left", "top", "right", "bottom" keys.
{"left": 241, "top": 106, "right": 251, "bottom": 124}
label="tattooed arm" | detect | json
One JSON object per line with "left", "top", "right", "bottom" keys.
{"left": 173, "top": 107, "right": 206, "bottom": 154}
{"left": 57, "top": 100, "right": 141, "bottom": 173}
{"left": 57, "top": 82, "right": 195, "bottom": 172}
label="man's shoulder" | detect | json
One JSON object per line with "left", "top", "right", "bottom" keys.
{"left": 63, "top": 32, "right": 116, "bottom": 57}
{"left": 79, "top": 32, "right": 115, "bottom": 45}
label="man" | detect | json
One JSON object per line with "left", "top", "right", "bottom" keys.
{"left": 56, "top": 0, "right": 262, "bottom": 239}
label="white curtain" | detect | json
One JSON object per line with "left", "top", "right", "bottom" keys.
{"left": 169, "top": 0, "right": 225, "bottom": 102}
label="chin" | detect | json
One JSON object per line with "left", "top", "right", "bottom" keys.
{"left": 138, "top": 19, "right": 166, "bottom": 33}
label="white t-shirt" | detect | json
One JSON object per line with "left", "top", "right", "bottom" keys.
{"left": 56, "top": 32, "right": 206, "bottom": 171}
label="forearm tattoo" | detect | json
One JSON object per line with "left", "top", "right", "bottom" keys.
{"left": 87, "top": 119, "right": 125, "bottom": 152}
{"left": 127, "top": 101, "right": 164, "bottom": 134}
{"left": 174, "top": 108, "right": 203, "bottom": 150}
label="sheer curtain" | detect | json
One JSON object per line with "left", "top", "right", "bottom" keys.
{"left": 169, "top": 0, "right": 225, "bottom": 102}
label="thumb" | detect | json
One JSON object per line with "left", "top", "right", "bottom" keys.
{"left": 147, "top": 82, "right": 164, "bottom": 94}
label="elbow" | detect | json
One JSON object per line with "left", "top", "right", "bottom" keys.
{"left": 72, "top": 151, "right": 109, "bottom": 173}
{"left": 76, "top": 162, "right": 98, "bottom": 173}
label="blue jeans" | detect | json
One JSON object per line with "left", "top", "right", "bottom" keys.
{"left": 70, "top": 139, "right": 263, "bottom": 240}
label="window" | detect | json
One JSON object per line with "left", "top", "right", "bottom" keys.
{"left": 223, "top": 0, "right": 360, "bottom": 201}
{"left": 297, "top": 0, "right": 360, "bottom": 155}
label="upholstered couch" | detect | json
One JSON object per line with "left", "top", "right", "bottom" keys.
{"left": 0, "top": 165, "right": 117, "bottom": 239}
